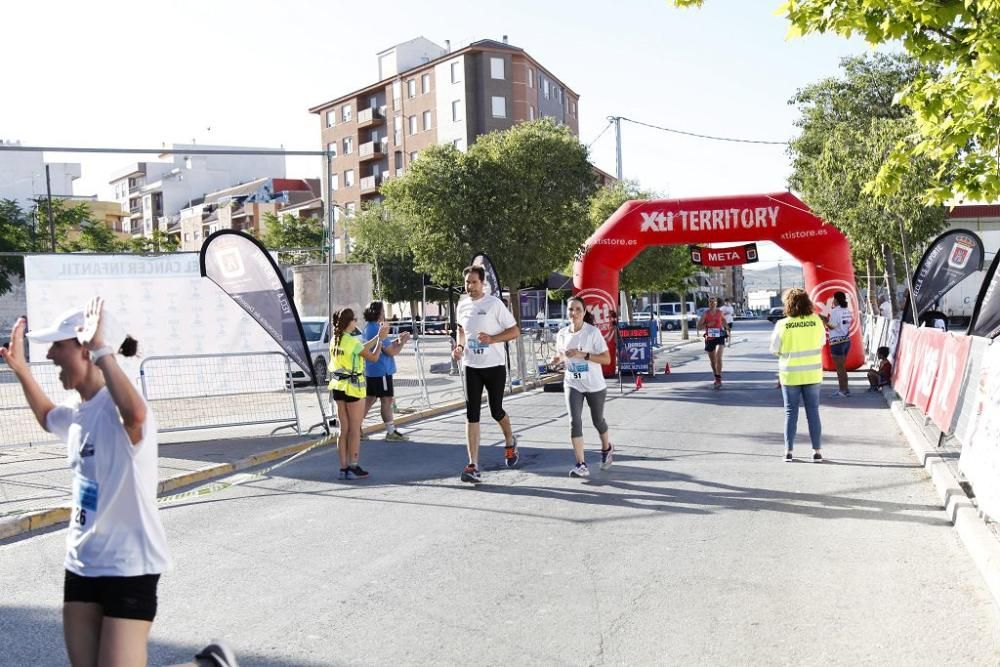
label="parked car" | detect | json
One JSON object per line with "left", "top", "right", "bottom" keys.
{"left": 290, "top": 316, "right": 332, "bottom": 385}
{"left": 766, "top": 307, "right": 785, "bottom": 323}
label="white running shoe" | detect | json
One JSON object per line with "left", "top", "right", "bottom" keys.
{"left": 569, "top": 462, "right": 590, "bottom": 478}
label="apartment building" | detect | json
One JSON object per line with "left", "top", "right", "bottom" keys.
{"left": 176, "top": 177, "right": 319, "bottom": 251}
{"left": 108, "top": 144, "right": 286, "bottom": 238}
{"left": 309, "top": 36, "right": 580, "bottom": 258}
{"left": 0, "top": 140, "right": 81, "bottom": 208}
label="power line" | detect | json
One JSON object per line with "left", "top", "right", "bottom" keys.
{"left": 618, "top": 116, "right": 789, "bottom": 146}
{"left": 586, "top": 120, "right": 614, "bottom": 149}
{"left": 0, "top": 145, "right": 329, "bottom": 157}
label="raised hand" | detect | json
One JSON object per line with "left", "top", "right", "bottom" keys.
{"left": 0, "top": 317, "right": 28, "bottom": 372}
{"left": 76, "top": 296, "right": 107, "bottom": 350}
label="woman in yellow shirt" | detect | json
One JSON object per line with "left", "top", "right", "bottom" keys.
{"left": 330, "top": 308, "right": 388, "bottom": 480}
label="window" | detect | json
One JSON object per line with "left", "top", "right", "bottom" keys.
{"left": 491, "top": 96, "right": 506, "bottom": 118}
{"left": 570, "top": 101, "right": 576, "bottom": 116}
{"left": 409, "top": 151, "right": 418, "bottom": 164}
{"left": 342, "top": 105, "right": 352, "bottom": 122}
{"left": 529, "top": 106, "right": 535, "bottom": 121}
{"left": 392, "top": 81, "right": 401, "bottom": 109}
{"left": 452, "top": 138, "right": 464, "bottom": 151}
{"left": 345, "top": 202, "right": 356, "bottom": 216}
{"left": 490, "top": 57, "right": 504, "bottom": 80}
{"left": 330, "top": 173, "right": 339, "bottom": 191}
{"left": 528, "top": 68, "right": 533, "bottom": 88}
{"left": 423, "top": 110, "right": 432, "bottom": 131}
{"left": 451, "top": 100, "right": 461, "bottom": 122}
{"left": 394, "top": 116, "right": 402, "bottom": 144}
{"left": 326, "top": 109, "right": 336, "bottom": 127}
{"left": 450, "top": 61, "right": 461, "bottom": 83}
{"left": 421, "top": 73, "right": 431, "bottom": 94}
{"left": 343, "top": 137, "right": 353, "bottom": 155}
{"left": 394, "top": 151, "right": 403, "bottom": 170}
{"left": 543, "top": 80, "right": 549, "bottom": 100}
{"left": 408, "top": 115, "right": 417, "bottom": 135}
{"left": 327, "top": 142, "right": 338, "bottom": 158}
{"left": 407, "top": 79, "right": 416, "bottom": 98}
{"left": 344, "top": 170, "right": 355, "bottom": 187}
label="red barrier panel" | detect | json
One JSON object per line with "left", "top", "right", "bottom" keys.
{"left": 911, "top": 328, "right": 944, "bottom": 413}
{"left": 892, "top": 324, "right": 919, "bottom": 401}
{"left": 928, "top": 334, "right": 972, "bottom": 433}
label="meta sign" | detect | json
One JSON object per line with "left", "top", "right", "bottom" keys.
{"left": 690, "top": 243, "right": 759, "bottom": 267}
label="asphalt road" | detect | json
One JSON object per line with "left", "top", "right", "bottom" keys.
{"left": 3, "top": 321, "right": 999, "bottom": 666}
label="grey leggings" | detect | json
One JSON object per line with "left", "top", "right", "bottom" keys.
{"left": 565, "top": 387, "right": 608, "bottom": 438}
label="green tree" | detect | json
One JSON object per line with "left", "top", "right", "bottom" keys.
{"left": 673, "top": 0, "right": 1000, "bottom": 204}
{"left": 0, "top": 200, "right": 38, "bottom": 296}
{"left": 123, "top": 229, "right": 180, "bottom": 254}
{"left": 260, "top": 212, "right": 324, "bottom": 265}
{"left": 347, "top": 203, "right": 425, "bottom": 312}
{"left": 786, "top": 54, "right": 948, "bottom": 314}
{"left": 383, "top": 118, "right": 597, "bottom": 323}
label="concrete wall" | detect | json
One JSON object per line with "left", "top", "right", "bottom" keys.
{"left": 292, "top": 263, "right": 372, "bottom": 319}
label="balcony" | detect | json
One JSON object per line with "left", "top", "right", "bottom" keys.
{"left": 359, "top": 175, "right": 379, "bottom": 194}
{"left": 358, "top": 141, "right": 384, "bottom": 162}
{"left": 357, "top": 107, "right": 385, "bottom": 128}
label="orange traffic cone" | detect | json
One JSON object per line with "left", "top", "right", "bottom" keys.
{"left": 635, "top": 374, "right": 644, "bottom": 389}
{"left": 663, "top": 361, "right": 671, "bottom": 374}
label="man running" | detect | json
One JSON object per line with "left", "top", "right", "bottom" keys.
{"left": 697, "top": 297, "right": 728, "bottom": 388}
{"left": 452, "top": 265, "right": 521, "bottom": 483}
{"left": 720, "top": 298, "right": 735, "bottom": 344}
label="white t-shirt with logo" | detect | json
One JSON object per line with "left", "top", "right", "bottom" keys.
{"left": 456, "top": 294, "right": 517, "bottom": 369}
{"left": 556, "top": 322, "right": 608, "bottom": 393}
{"left": 828, "top": 305, "right": 853, "bottom": 344}
{"left": 47, "top": 387, "right": 172, "bottom": 577}
{"left": 720, "top": 304, "right": 735, "bottom": 325}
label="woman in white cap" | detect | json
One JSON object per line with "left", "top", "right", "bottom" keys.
{"left": 0, "top": 297, "right": 238, "bottom": 667}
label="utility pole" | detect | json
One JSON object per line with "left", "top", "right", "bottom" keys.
{"left": 45, "top": 164, "right": 55, "bottom": 251}
{"left": 611, "top": 116, "right": 623, "bottom": 180}
{"left": 326, "top": 151, "right": 337, "bottom": 332}
{"left": 777, "top": 260, "right": 783, "bottom": 297}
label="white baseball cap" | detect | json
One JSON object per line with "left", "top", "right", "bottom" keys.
{"left": 27, "top": 306, "right": 128, "bottom": 351}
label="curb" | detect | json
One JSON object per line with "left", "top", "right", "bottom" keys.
{"left": 884, "top": 391, "right": 1000, "bottom": 609}
{"left": 0, "top": 373, "right": 562, "bottom": 542}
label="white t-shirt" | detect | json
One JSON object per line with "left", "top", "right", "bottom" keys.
{"left": 720, "top": 304, "right": 734, "bottom": 325}
{"left": 456, "top": 294, "right": 517, "bottom": 369}
{"left": 47, "top": 387, "right": 172, "bottom": 577}
{"left": 879, "top": 301, "right": 891, "bottom": 319}
{"left": 556, "top": 322, "right": 608, "bottom": 393}
{"left": 828, "top": 305, "right": 853, "bottom": 344}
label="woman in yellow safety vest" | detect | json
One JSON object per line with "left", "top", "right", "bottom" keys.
{"left": 769, "top": 288, "right": 826, "bottom": 462}
{"left": 330, "top": 307, "right": 388, "bottom": 480}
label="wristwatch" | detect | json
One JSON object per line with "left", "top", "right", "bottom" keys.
{"left": 585, "top": 352, "right": 591, "bottom": 361}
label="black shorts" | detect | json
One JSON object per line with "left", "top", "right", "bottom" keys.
{"left": 365, "top": 375, "right": 394, "bottom": 398}
{"left": 331, "top": 389, "right": 360, "bottom": 403}
{"left": 705, "top": 337, "right": 726, "bottom": 352}
{"left": 64, "top": 570, "right": 160, "bottom": 621}
{"left": 464, "top": 365, "right": 507, "bottom": 424}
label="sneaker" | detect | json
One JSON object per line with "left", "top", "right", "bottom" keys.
{"left": 831, "top": 391, "right": 849, "bottom": 398}
{"left": 569, "top": 462, "right": 590, "bottom": 478}
{"left": 385, "top": 430, "right": 409, "bottom": 441}
{"left": 460, "top": 464, "right": 482, "bottom": 484}
{"left": 350, "top": 464, "right": 370, "bottom": 478}
{"left": 195, "top": 640, "right": 240, "bottom": 667}
{"left": 784, "top": 450, "right": 793, "bottom": 462}
{"left": 504, "top": 436, "right": 520, "bottom": 468}
{"left": 600, "top": 443, "right": 614, "bottom": 470}
{"left": 338, "top": 467, "right": 356, "bottom": 480}
{"left": 812, "top": 450, "right": 823, "bottom": 462}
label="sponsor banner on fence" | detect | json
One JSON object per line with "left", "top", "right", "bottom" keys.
{"left": 958, "top": 342, "right": 1000, "bottom": 522}
{"left": 891, "top": 324, "right": 919, "bottom": 402}
{"left": 891, "top": 324, "right": 972, "bottom": 434}
{"left": 926, "top": 333, "right": 972, "bottom": 433}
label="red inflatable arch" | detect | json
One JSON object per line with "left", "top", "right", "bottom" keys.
{"left": 573, "top": 192, "right": 864, "bottom": 373}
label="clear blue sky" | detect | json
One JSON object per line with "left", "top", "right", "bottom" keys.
{"left": 2, "top": 0, "right": 871, "bottom": 264}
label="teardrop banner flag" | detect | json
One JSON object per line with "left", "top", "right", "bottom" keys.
{"left": 968, "top": 250, "right": 1000, "bottom": 339}
{"left": 200, "top": 229, "right": 315, "bottom": 384}
{"left": 470, "top": 252, "right": 502, "bottom": 301}
{"left": 909, "top": 229, "right": 984, "bottom": 320}
{"left": 690, "top": 243, "right": 759, "bottom": 267}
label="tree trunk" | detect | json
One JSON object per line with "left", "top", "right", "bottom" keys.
{"left": 679, "top": 292, "right": 691, "bottom": 340}
{"left": 509, "top": 287, "right": 523, "bottom": 326}
{"left": 881, "top": 242, "right": 900, "bottom": 317}
{"left": 865, "top": 255, "right": 878, "bottom": 315}
{"left": 622, "top": 288, "right": 634, "bottom": 323}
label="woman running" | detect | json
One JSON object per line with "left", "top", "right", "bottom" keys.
{"left": 329, "top": 308, "right": 388, "bottom": 480}
{"left": 697, "top": 297, "right": 727, "bottom": 388}
{"left": 824, "top": 290, "right": 853, "bottom": 397}
{"left": 549, "top": 296, "right": 614, "bottom": 477}
{"left": 1, "top": 298, "right": 176, "bottom": 666}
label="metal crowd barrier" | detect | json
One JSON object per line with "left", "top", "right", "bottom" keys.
{"left": 0, "top": 362, "right": 72, "bottom": 450}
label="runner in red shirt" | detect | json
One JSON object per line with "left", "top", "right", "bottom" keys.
{"left": 697, "top": 297, "right": 728, "bottom": 389}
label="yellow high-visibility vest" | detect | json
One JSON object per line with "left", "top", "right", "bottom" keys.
{"left": 771, "top": 314, "right": 825, "bottom": 386}
{"left": 329, "top": 333, "right": 367, "bottom": 398}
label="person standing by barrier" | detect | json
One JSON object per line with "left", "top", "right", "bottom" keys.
{"left": 770, "top": 288, "right": 826, "bottom": 462}
{"left": 361, "top": 301, "right": 412, "bottom": 441}
{"left": 549, "top": 296, "right": 614, "bottom": 477}
{"left": 0, "top": 298, "right": 240, "bottom": 667}
{"left": 451, "top": 265, "right": 521, "bottom": 484}
{"left": 330, "top": 308, "right": 389, "bottom": 480}
{"left": 824, "top": 290, "right": 853, "bottom": 397}
{"left": 697, "top": 297, "right": 728, "bottom": 388}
